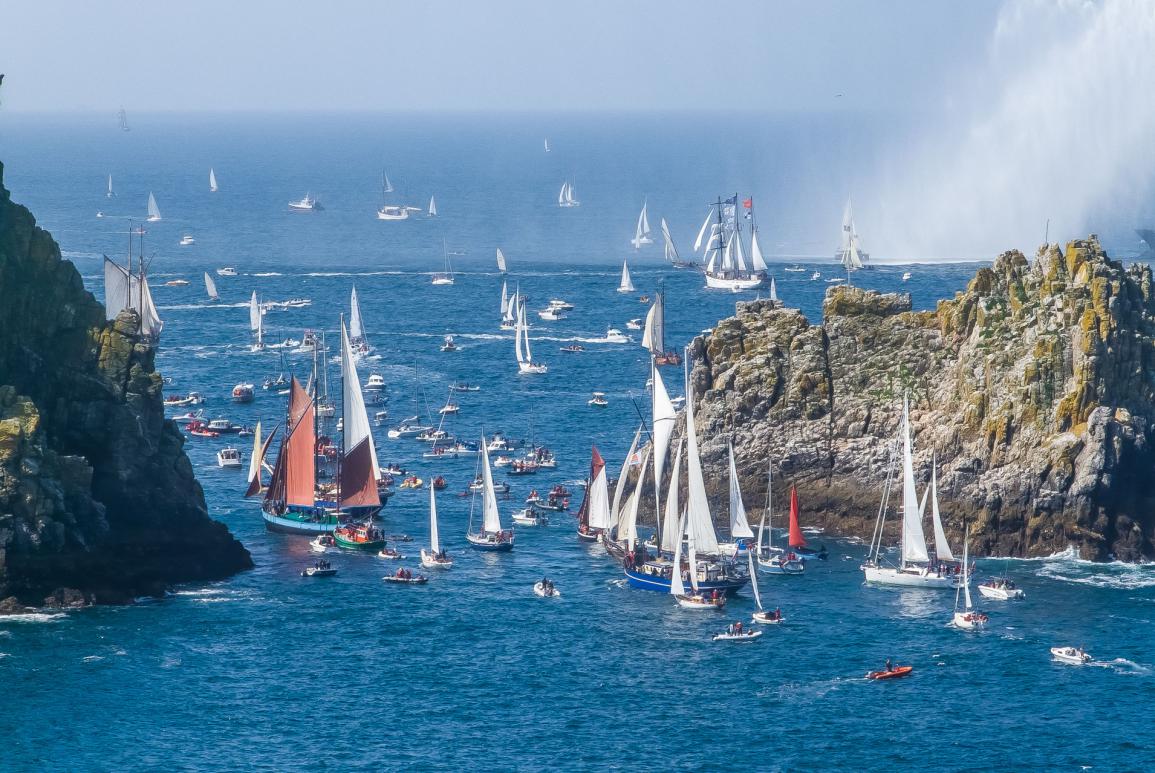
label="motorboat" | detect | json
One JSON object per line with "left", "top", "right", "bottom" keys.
{"left": 626, "top": 318, "right": 643, "bottom": 330}
{"left": 289, "top": 193, "right": 322, "bottom": 212}
{"left": 560, "top": 344, "right": 584, "bottom": 353}
{"left": 388, "top": 419, "right": 433, "bottom": 439}
{"left": 164, "top": 392, "right": 203, "bottom": 408}
{"left": 978, "top": 578, "right": 1025, "bottom": 600}
{"left": 784, "top": 266, "right": 805, "bottom": 272}
{"left": 752, "top": 608, "right": 785, "bottom": 625}
{"left": 179, "top": 235, "right": 196, "bottom": 246}
{"left": 449, "top": 382, "right": 480, "bottom": 393}
{"left": 601, "top": 327, "right": 630, "bottom": 344}
{"left": 538, "top": 308, "right": 567, "bottom": 321}
{"left": 548, "top": 299, "right": 574, "bottom": 311}
{"left": 377, "top": 204, "right": 409, "bottom": 221}
{"left": 902, "top": 271, "right": 912, "bottom": 281}
{"left": 207, "top": 418, "right": 242, "bottom": 434}
{"left": 376, "top": 545, "right": 406, "bottom": 560}
{"left": 486, "top": 433, "right": 512, "bottom": 451}
{"left": 533, "top": 580, "right": 560, "bottom": 598}
{"left": 309, "top": 535, "right": 335, "bottom": 553}
{"left": 216, "top": 267, "right": 237, "bottom": 276}
{"left": 712, "top": 627, "right": 762, "bottom": 642}
{"left": 301, "top": 562, "right": 337, "bottom": 578}
{"left": 512, "top": 508, "right": 548, "bottom": 526}
{"left": 866, "top": 665, "right": 913, "bottom": 680}
{"left": 171, "top": 410, "right": 204, "bottom": 425}
{"left": 432, "top": 476, "right": 448, "bottom": 490}
{"left": 364, "top": 373, "right": 386, "bottom": 391}
{"left": 588, "top": 392, "right": 608, "bottom": 407}
{"left": 164, "top": 279, "right": 190, "bottom": 288}
{"left": 438, "top": 401, "right": 459, "bottom": 415}
{"left": 440, "top": 335, "right": 458, "bottom": 352}
{"left": 416, "top": 428, "right": 451, "bottom": 443}
{"left": 382, "top": 569, "right": 428, "bottom": 584}
{"left": 216, "top": 447, "right": 243, "bottom": 468}
{"left": 231, "top": 383, "right": 255, "bottom": 403}
{"left": 334, "top": 522, "right": 387, "bottom": 552}
{"left": 186, "top": 421, "right": 219, "bottom": 438}
{"left": 1051, "top": 646, "right": 1092, "bottom": 665}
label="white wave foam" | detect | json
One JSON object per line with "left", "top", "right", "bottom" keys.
{"left": 1037, "top": 562, "right": 1155, "bottom": 590}
{"left": 252, "top": 272, "right": 283, "bottom": 277}
{"left": 0, "top": 612, "right": 67, "bottom": 624}
{"left": 82, "top": 655, "right": 104, "bottom": 663}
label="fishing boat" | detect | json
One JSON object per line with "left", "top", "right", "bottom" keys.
{"left": 232, "top": 383, "right": 255, "bottom": 403}
{"left": 301, "top": 561, "right": 337, "bottom": 578}
{"left": 348, "top": 287, "right": 374, "bottom": 359}
{"left": 440, "top": 335, "right": 457, "bottom": 352}
{"left": 756, "top": 462, "right": 805, "bottom": 575}
{"left": 617, "top": 260, "right": 636, "bottom": 293}
{"left": 533, "top": 580, "right": 560, "bottom": 598}
{"left": 209, "top": 168, "right": 218, "bottom": 192}
{"left": 146, "top": 192, "right": 162, "bottom": 222}
{"left": 862, "top": 397, "right": 962, "bottom": 589}
{"left": 978, "top": 577, "right": 1025, "bottom": 601}
{"left": 712, "top": 625, "right": 763, "bottom": 642}
{"left": 1051, "top": 646, "right": 1092, "bottom": 665}
{"left": 217, "top": 447, "right": 243, "bottom": 468}
{"left": 747, "top": 552, "right": 784, "bottom": 624}
{"left": 432, "top": 240, "right": 455, "bottom": 285}
{"left": 576, "top": 446, "right": 612, "bottom": 542}
{"left": 217, "top": 267, "right": 237, "bottom": 277}
{"left": 538, "top": 307, "right": 567, "bottom": 321}
{"left": 630, "top": 199, "right": 652, "bottom": 248}
{"left": 180, "top": 235, "right": 196, "bottom": 246}
{"left": 698, "top": 196, "right": 766, "bottom": 291}
{"left": 588, "top": 392, "right": 608, "bottom": 407}
{"left": 512, "top": 507, "right": 548, "bottom": 526}
{"left": 515, "top": 300, "right": 548, "bottom": 374}
{"left": 420, "top": 486, "right": 453, "bottom": 569}
{"left": 465, "top": 439, "right": 514, "bottom": 551}
{"left": 660, "top": 217, "right": 696, "bottom": 269}
{"left": 866, "top": 665, "right": 913, "bottom": 680}
{"left": 496, "top": 248, "right": 508, "bottom": 273}
{"left": 835, "top": 197, "right": 870, "bottom": 268}
{"left": 557, "top": 179, "right": 580, "bottom": 208}
{"left": 204, "top": 272, "right": 219, "bottom": 302}
{"left": 334, "top": 521, "right": 386, "bottom": 552}
{"left": 288, "top": 193, "right": 321, "bottom": 212}
{"left": 951, "top": 527, "right": 987, "bottom": 630}
{"left": 427, "top": 195, "right": 437, "bottom": 217}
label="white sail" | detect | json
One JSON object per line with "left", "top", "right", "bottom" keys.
{"left": 670, "top": 509, "right": 687, "bottom": 597}
{"left": 383, "top": 171, "right": 394, "bottom": 194}
{"left": 146, "top": 192, "right": 161, "bottom": 221}
{"left": 661, "top": 438, "right": 684, "bottom": 554}
{"left": 588, "top": 452, "right": 612, "bottom": 531}
{"left": 249, "top": 292, "right": 261, "bottom": 332}
{"left": 641, "top": 292, "right": 664, "bottom": 355}
{"left": 841, "top": 197, "right": 855, "bottom": 252}
{"left": 727, "top": 440, "right": 754, "bottom": 539}
{"left": 900, "top": 396, "right": 931, "bottom": 565}
{"left": 520, "top": 302, "right": 533, "bottom": 362}
{"left": 496, "top": 248, "right": 507, "bottom": 273}
{"left": 747, "top": 550, "right": 764, "bottom": 611}
{"left": 751, "top": 228, "right": 768, "bottom": 272}
{"left": 693, "top": 208, "right": 715, "bottom": 252}
{"left": 661, "top": 218, "right": 680, "bottom": 263}
{"left": 733, "top": 229, "right": 748, "bottom": 272}
{"left": 246, "top": 421, "right": 263, "bottom": 491}
{"left": 610, "top": 427, "right": 642, "bottom": 533}
{"left": 479, "top": 439, "right": 503, "bottom": 533}
{"left": 514, "top": 300, "right": 526, "bottom": 364}
{"left": 139, "top": 275, "right": 163, "bottom": 338}
{"left": 349, "top": 287, "right": 365, "bottom": 341}
{"left": 651, "top": 362, "right": 676, "bottom": 493}
{"left": 758, "top": 459, "right": 772, "bottom": 553}
{"left": 721, "top": 232, "right": 735, "bottom": 272}
{"left": 209, "top": 168, "right": 218, "bottom": 192}
{"left": 499, "top": 280, "right": 508, "bottom": 319}
{"left": 203, "top": 272, "right": 218, "bottom": 301}
{"left": 340, "top": 321, "right": 374, "bottom": 458}
{"left": 618, "top": 260, "right": 636, "bottom": 293}
{"left": 107, "top": 174, "right": 113, "bottom": 198}
{"left": 429, "top": 485, "right": 441, "bottom": 553}
{"left": 619, "top": 445, "right": 651, "bottom": 550}
{"left": 640, "top": 201, "right": 650, "bottom": 237}
{"left": 684, "top": 361, "right": 720, "bottom": 555}
{"left": 930, "top": 456, "right": 956, "bottom": 561}
{"left": 961, "top": 526, "right": 973, "bottom": 609}
{"left": 687, "top": 534, "right": 700, "bottom": 593}
{"left": 558, "top": 181, "right": 568, "bottom": 206}
{"left": 632, "top": 199, "right": 652, "bottom": 248}
{"left": 769, "top": 277, "right": 778, "bottom": 302}
{"left": 544, "top": 138, "right": 550, "bottom": 152}
{"left": 103, "top": 257, "right": 132, "bottom": 320}
{"left": 428, "top": 195, "right": 437, "bottom": 216}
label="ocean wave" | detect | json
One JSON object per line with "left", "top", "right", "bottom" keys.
{"left": 252, "top": 272, "right": 283, "bottom": 277}
{"left": 82, "top": 655, "right": 104, "bottom": 663}
{"left": 1036, "top": 561, "right": 1155, "bottom": 590}
{"left": 158, "top": 302, "right": 249, "bottom": 310}
{"left": 303, "top": 271, "right": 405, "bottom": 277}
{"left": 1101, "top": 658, "right": 1151, "bottom": 675}
{"left": 0, "top": 612, "right": 67, "bottom": 624}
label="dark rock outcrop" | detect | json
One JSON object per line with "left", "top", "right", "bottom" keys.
{"left": 0, "top": 160, "right": 251, "bottom": 607}
{"left": 692, "top": 237, "right": 1155, "bottom": 561}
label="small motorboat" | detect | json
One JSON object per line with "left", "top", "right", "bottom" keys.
{"left": 388, "top": 420, "right": 433, "bottom": 439}
{"left": 826, "top": 277, "right": 846, "bottom": 284}
{"left": 216, "top": 267, "right": 238, "bottom": 276}
{"left": 449, "top": 382, "right": 480, "bottom": 392}
{"left": 902, "top": 271, "right": 912, "bottom": 281}
{"left": 866, "top": 665, "right": 914, "bottom": 681}
{"left": 548, "top": 299, "right": 574, "bottom": 311}
{"left": 207, "top": 418, "right": 242, "bottom": 434}
{"left": 784, "top": 266, "right": 805, "bottom": 273}
{"left": 187, "top": 421, "right": 220, "bottom": 438}
{"left": 164, "top": 392, "right": 203, "bottom": 408}
{"left": 588, "top": 391, "right": 608, "bottom": 407}
{"left": 533, "top": 580, "right": 561, "bottom": 598}
{"left": 492, "top": 455, "right": 513, "bottom": 468}
{"left": 440, "top": 335, "right": 458, "bottom": 352}
{"left": 675, "top": 593, "right": 726, "bottom": 611}
{"left": 309, "top": 535, "right": 335, "bottom": 553}
{"left": 381, "top": 464, "right": 407, "bottom": 476}
{"left": 416, "top": 429, "right": 452, "bottom": 443}
{"left": 231, "top": 383, "right": 255, "bottom": 403}
{"left": 383, "top": 569, "right": 429, "bottom": 585}
{"left": 179, "top": 234, "right": 196, "bottom": 246}
{"left": 376, "top": 545, "right": 406, "bottom": 560}
{"left": 364, "top": 373, "right": 386, "bottom": 391}
{"left": 301, "top": 561, "right": 337, "bottom": 578}
{"left": 468, "top": 476, "right": 509, "bottom": 494}
{"left": 164, "top": 279, "right": 190, "bottom": 287}
{"left": 512, "top": 508, "right": 548, "bottom": 526}
{"left": 1051, "top": 646, "right": 1092, "bottom": 665}
{"left": 978, "top": 578, "right": 1025, "bottom": 600}
{"left": 432, "top": 475, "right": 448, "bottom": 490}
{"left": 712, "top": 627, "right": 763, "bottom": 642}
{"left": 625, "top": 318, "right": 643, "bottom": 330}
{"left": 374, "top": 410, "right": 388, "bottom": 425}
{"left": 752, "top": 608, "right": 785, "bottom": 625}
{"left": 438, "top": 401, "right": 460, "bottom": 415}
{"left": 171, "top": 410, "right": 204, "bottom": 425}
{"left": 601, "top": 327, "right": 630, "bottom": 344}
{"left": 399, "top": 475, "right": 424, "bottom": 490}
{"left": 638, "top": 295, "right": 649, "bottom": 304}
{"left": 560, "top": 344, "right": 585, "bottom": 353}
{"left": 506, "top": 460, "right": 539, "bottom": 476}
{"left": 810, "top": 271, "right": 821, "bottom": 281}
{"left": 538, "top": 497, "right": 568, "bottom": 512}
{"left": 486, "top": 433, "right": 512, "bottom": 451}
{"left": 216, "top": 447, "right": 243, "bottom": 468}
{"left": 538, "top": 308, "right": 567, "bottom": 321}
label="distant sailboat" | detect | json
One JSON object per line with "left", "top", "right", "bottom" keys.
{"left": 642, "top": 289, "right": 680, "bottom": 365}
{"left": 146, "top": 192, "right": 162, "bottom": 222}
{"left": 106, "top": 174, "right": 115, "bottom": 198}
{"left": 837, "top": 197, "right": 868, "bottom": 270}
{"left": 631, "top": 199, "right": 653, "bottom": 249}
{"left": 515, "top": 300, "right": 547, "bottom": 374}
{"left": 558, "top": 180, "right": 580, "bottom": 208}
{"left": 118, "top": 107, "right": 130, "bottom": 132}
{"left": 102, "top": 228, "right": 163, "bottom": 341}
{"left": 377, "top": 171, "right": 408, "bottom": 220}
{"left": 421, "top": 485, "right": 453, "bottom": 568}
{"left": 576, "top": 446, "right": 612, "bottom": 541}
{"left": 701, "top": 195, "right": 764, "bottom": 291}
{"left": 544, "top": 138, "right": 550, "bottom": 152}
{"left": 661, "top": 217, "right": 694, "bottom": 268}
{"left": 209, "top": 168, "right": 218, "bottom": 192}
{"left": 431, "top": 240, "right": 455, "bottom": 285}
{"left": 496, "top": 248, "right": 508, "bottom": 273}
{"left": 428, "top": 195, "right": 437, "bottom": 217}
{"left": 617, "top": 260, "right": 636, "bottom": 293}
{"left": 249, "top": 291, "right": 264, "bottom": 351}
{"left": 769, "top": 276, "right": 779, "bottom": 302}
{"left": 951, "top": 526, "right": 986, "bottom": 630}
{"left": 348, "top": 286, "right": 373, "bottom": 358}
{"left": 204, "top": 272, "right": 219, "bottom": 302}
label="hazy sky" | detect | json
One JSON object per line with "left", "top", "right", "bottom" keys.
{"left": 1, "top": 0, "right": 1002, "bottom": 112}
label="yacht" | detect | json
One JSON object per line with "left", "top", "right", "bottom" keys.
{"left": 364, "top": 373, "right": 386, "bottom": 391}
{"left": 231, "top": 383, "right": 255, "bottom": 403}
{"left": 601, "top": 327, "right": 630, "bottom": 344}
{"left": 216, "top": 267, "right": 238, "bottom": 277}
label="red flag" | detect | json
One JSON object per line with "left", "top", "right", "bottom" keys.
{"left": 742, "top": 197, "right": 753, "bottom": 209}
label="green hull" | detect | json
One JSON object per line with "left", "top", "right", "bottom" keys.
{"left": 334, "top": 532, "right": 386, "bottom": 551}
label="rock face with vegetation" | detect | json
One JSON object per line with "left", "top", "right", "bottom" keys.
{"left": 0, "top": 161, "right": 251, "bottom": 608}
{"left": 691, "top": 237, "right": 1155, "bottom": 561}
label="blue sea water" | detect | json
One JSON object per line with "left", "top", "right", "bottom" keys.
{"left": 1, "top": 114, "right": 1154, "bottom": 771}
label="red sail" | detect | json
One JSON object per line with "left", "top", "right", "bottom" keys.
{"left": 265, "top": 377, "right": 317, "bottom": 509}
{"left": 787, "top": 486, "right": 807, "bottom": 548}
{"left": 577, "top": 445, "right": 605, "bottom": 530}
{"left": 339, "top": 437, "right": 380, "bottom": 507}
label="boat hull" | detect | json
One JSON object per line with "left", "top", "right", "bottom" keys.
{"left": 624, "top": 566, "right": 748, "bottom": 595}
{"left": 262, "top": 509, "right": 340, "bottom": 535}
{"left": 466, "top": 533, "right": 514, "bottom": 552}
{"left": 862, "top": 565, "right": 960, "bottom": 589}
{"left": 704, "top": 273, "right": 764, "bottom": 291}
{"left": 334, "top": 534, "right": 386, "bottom": 552}
{"left": 978, "top": 584, "right": 1024, "bottom": 601}
{"left": 420, "top": 550, "right": 453, "bottom": 569}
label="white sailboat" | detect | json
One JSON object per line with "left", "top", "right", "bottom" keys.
{"left": 558, "top": 180, "right": 580, "bottom": 208}
{"left": 544, "top": 138, "right": 550, "bottom": 152}
{"left": 951, "top": 527, "right": 987, "bottom": 630}
{"left": 659, "top": 439, "right": 684, "bottom": 555}
{"left": 466, "top": 439, "right": 514, "bottom": 550}
{"left": 649, "top": 364, "right": 676, "bottom": 548}
{"left": 348, "top": 286, "right": 373, "bottom": 358}
{"left": 431, "top": 241, "right": 455, "bottom": 285}
{"left": 146, "top": 192, "right": 162, "bottom": 222}
{"left": 496, "top": 248, "right": 508, "bottom": 273}
{"left": 377, "top": 171, "right": 408, "bottom": 220}
{"left": 617, "top": 260, "right": 636, "bottom": 293}
{"left": 769, "top": 277, "right": 779, "bottom": 303}
{"left": 660, "top": 217, "right": 693, "bottom": 268}
{"left": 204, "top": 272, "right": 219, "bottom": 302}
{"left": 862, "top": 396, "right": 960, "bottom": 589}
{"left": 701, "top": 196, "right": 763, "bottom": 291}
{"left": 428, "top": 195, "right": 437, "bottom": 217}
{"left": 501, "top": 284, "right": 519, "bottom": 330}
{"left": 515, "top": 300, "right": 547, "bottom": 374}
{"left": 103, "top": 254, "right": 163, "bottom": 341}
{"left": 837, "top": 197, "right": 868, "bottom": 270}
{"left": 209, "top": 168, "right": 218, "bottom": 192}
{"left": 631, "top": 198, "right": 653, "bottom": 249}
{"left": 249, "top": 291, "right": 264, "bottom": 351}
{"left": 928, "top": 455, "right": 957, "bottom": 564}
{"left": 107, "top": 174, "right": 115, "bottom": 198}
{"left": 421, "top": 486, "right": 453, "bottom": 568}
{"left": 244, "top": 421, "right": 267, "bottom": 497}
{"left": 718, "top": 440, "right": 755, "bottom": 555}
{"left": 338, "top": 319, "right": 383, "bottom": 515}
{"left": 748, "top": 551, "right": 784, "bottom": 624}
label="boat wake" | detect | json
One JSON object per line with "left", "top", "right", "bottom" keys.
{"left": 252, "top": 272, "right": 283, "bottom": 277}
{"left": 1036, "top": 556, "right": 1155, "bottom": 591}
{"left": 158, "top": 302, "right": 248, "bottom": 310}
{"left": 1097, "top": 658, "right": 1151, "bottom": 675}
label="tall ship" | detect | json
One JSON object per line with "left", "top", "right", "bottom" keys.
{"left": 102, "top": 225, "right": 163, "bottom": 342}
{"left": 697, "top": 195, "right": 768, "bottom": 291}
{"left": 836, "top": 197, "right": 869, "bottom": 269}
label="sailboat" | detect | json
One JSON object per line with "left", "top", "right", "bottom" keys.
{"left": 118, "top": 107, "right": 130, "bottom": 132}
{"left": 146, "top": 192, "right": 162, "bottom": 222}
{"left": 836, "top": 197, "right": 869, "bottom": 270}
{"left": 249, "top": 291, "right": 264, "bottom": 351}
{"left": 862, "top": 396, "right": 962, "bottom": 589}
{"left": 786, "top": 487, "right": 826, "bottom": 560}
{"left": 660, "top": 217, "right": 695, "bottom": 269}
{"left": 204, "top": 272, "right": 219, "bottom": 302}
{"left": 244, "top": 421, "right": 277, "bottom": 497}
{"left": 756, "top": 461, "right": 804, "bottom": 575}
{"left": 348, "top": 286, "right": 373, "bottom": 358}
{"left": 431, "top": 240, "right": 455, "bottom": 285}
{"left": 769, "top": 277, "right": 779, "bottom": 303}
{"left": 377, "top": 171, "right": 409, "bottom": 220}
{"left": 669, "top": 510, "right": 726, "bottom": 610}
{"left": 617, "top": 260, "right": 636, "bottom": 293}
{"left": 557, "top": 180, "right": 580, "bottom": 208}
{"left": 718, "top": 440, "right": 755, "bottom": 555}
{"left": 576, "top": 446, "right": 612, "bottom": 541}
{"left": 421, "top": 483, "right": 453, "bottom": 568}
{"left": 951, "top": 526, "right": 987, "bottom": 629}
{"left": 701, "top": 195, "right": 765, "bottom": 291}
{"left": 209, "top": 168, "right": 218, "bottom": 192}
{"left": 515, "top": 300, "right": 547, "bottom": 374}
{"left": 258, "top": 378, "right": 337, "bottom": 533}
{"left": 465, "top": 438, "right": 514, "bottom": 551}
{"left": 107, "top": 174, "right": 115, "bottom": 198}
{"left": 642, "top": 289, "right": 681, "bottom": 366}
{"left": 102, "top": 227, "right": 163, "bottom": 341}
{"left": 496, "top": 248, "right": 508, "bottom": 274}
{"left": 749, "top": 551, "right": 784, "bottom": 624}
{"left": 631, "top": 198, "right": 652, "bottom": 249}
{"left": 544, "top": 138, "right": 550, "bottom": 152}
{"left": 428, "top": 195, "right": 437, "bottom": 217}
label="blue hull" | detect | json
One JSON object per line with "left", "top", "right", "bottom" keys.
{"left": 262, "top": 511, "right": 338, "bottom": 535}
{"left": 468, "top": 541, "right": 514, "bottom": 552}
{"left": 623, "top": 567, "right": 748, "bottom": 595}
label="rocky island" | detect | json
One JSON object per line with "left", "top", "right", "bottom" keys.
{"left": 693, "top": 237, "right": 1155, "bottom": 562}
{"left": 0, "top": 161, "right": 251, "bottom": 610}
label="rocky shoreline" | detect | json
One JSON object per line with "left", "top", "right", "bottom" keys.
{"left": 0, "top": 160, "right": 252, "bottom": 610}
{"left": 691, "top": 237, "right": 1155, "bottom": 562}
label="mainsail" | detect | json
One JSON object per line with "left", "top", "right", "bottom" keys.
{"left": 245, "top": 421, "right": 273, "bottom": 497}
{"left": 609, "top": 426, "right": 642, "bottom": 533}
{"left": 428, "top": 196, "right": 437, "bottom": 217}
{"left": 338, "top": 322, "right": 380, "bottom": 508}
{"left": 641, "top": 292, "right": 665, "bottom": 355}
{"left": 660, "top": 438, "right": 684, "bottom": 554}
{"left": 684, "top": 361, "right": 720, "bottom": 554}
{"left": 204, "top": 272, "right": 219, "bottom": 301}
{"left": 618, "top": 445, "right": 651, "bottom": 550}
{"left": 900, "top": 396, "right": 931, "bottom": 564}
{"left": 728, "top": 440, "right": 754, "bottom": 539}
{"left": 693, "top": 208, "right": 715, "bottom": 252}
{"left": 787, "top": 486, "right": 807, "bottom": 548}
{"left": 429, "top": 486, "right": 442, "bottom": 553}
{"left": 349, "top": 287, "right": 366, "bottom": 343}
{"left": 587, "top": 446, "right": 612, "bottom": 531}
{"left": 496, "top": 248, "right": 508, "bottom": 273}
{"left": 618, "top": 260, "right": 636, "bottom": 293}
{"left": 750, "top": 227, "right": 769, "bottom": 272}
{"left": 632, "top": 199, "right": 652, "bottom": 248}
{"left": 661, "top": 217, "right": 681, "bottom": 264}
{"left": 929, "top": 456, "right": 956, "bottom": 561}
{"left": 265, "top": 377, "right": 316, "bottom": 510}
{"left": 670, "top": 510, "right": 688, "bottom": 597}
{"left": 209, "top": 168, "right": 218, "bottom": 192}
{"left": 146, "top": 192, "right": 161, "bottom": 222}
{"left": 479, "top": 439, "right": 503, "bottom": 533}
{"left": 650, "top": 363, "right": 676, "bottom": 539}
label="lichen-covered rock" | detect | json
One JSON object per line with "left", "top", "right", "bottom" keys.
{"left": 0, "top": 160, "right": 251, "bottom": 606}
{"left": 691, "top": 237, "right": 1155, "bottom": 561}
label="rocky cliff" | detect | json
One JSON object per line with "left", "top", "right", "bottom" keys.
{"left": 0, "top": 161, "right": 251, "bottom": 608}
{"left": 692, "top": 237, "right": 1155, "bottom": 561}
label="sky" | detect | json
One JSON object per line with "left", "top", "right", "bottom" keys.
{"left": 0, "top": 0, "right": 1002, "bottom": 113}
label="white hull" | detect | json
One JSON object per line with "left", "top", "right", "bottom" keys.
{"left": 1051, "top": 647, "right": 1092, "bottom": 665}
{"left": 518, "top": 362, "right": 548, "bottom": 374}
{"left": 533, "top": 582, "right": 560, "bottom": 598}
{"left": 758, "top": 555, "right": 805, "bottom": 575}
{"left": 713, "top": 630, "right": 763, "bottom": 641}
{"left": 377, "top": 208, "right": 409, "bottom": 220}
{"left": 952, "top": 612, "right": 986, "bottom": 630}
{"left": 420, "top": 549, "right": 453, "bottom": 569}
{"left": 978, "top": 584, "right": 1024, "bottom": 601}
{"left": 751, "top": 611, "right": 784, "bottom": 625}
{"left": 862, "top": 564, "right": 960, "bottom": 589}
{"left": 704, "top": 273, "right": 764, "bottom": 291}
{"left": 675, "top": 594, "right": 726, "bottom": 610}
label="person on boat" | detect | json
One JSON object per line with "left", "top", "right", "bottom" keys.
{"left": 711, "top": 589, "right": 720, "bottom": 603}
{"left": 885, "top": 658, "right": 893, "bottom": 673}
